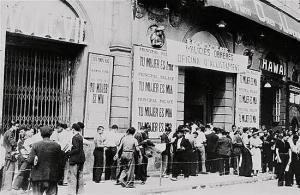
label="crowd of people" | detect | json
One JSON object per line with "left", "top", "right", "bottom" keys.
{"left": 0, "top": 121, "right": 87, "bottom": 195}
{"left": 0, "top": 120, "right": 300, "bottom": 195}
{"left": 159, "top": 122, "right": 300, "bottom": 188}
{"left": 0, "top": 121, "right": 155, "bottom": 194}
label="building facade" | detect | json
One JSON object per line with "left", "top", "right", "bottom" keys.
{"left": 0, "top": 0, "right": 300, "bottom": 137}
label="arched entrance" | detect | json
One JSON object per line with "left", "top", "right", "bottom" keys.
{"left": 183, "top": 30, "right": 229, "bottom": 125}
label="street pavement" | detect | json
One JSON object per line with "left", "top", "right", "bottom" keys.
{"left": 1, "top": 172, "right": 276, "bottom": 195}
{"left": 165, "top": 180, "right": 300, "bottom": 195}
{"left": 57, "top": 172, "right": 275, "bottom": 195}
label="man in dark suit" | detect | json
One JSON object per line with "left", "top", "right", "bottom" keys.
{"left": 216, "top": 129, "right": 232, "bottom": 175}
{"left": 134, "top": 124, "right": 153, "bottom": 184}
{"left": 205, "top": 126, "right": 219, "bottom": 173}
{"left": 68, "top": 123, "right": 85, "bottom": 195}
{"left": 27, "top": 126, "right": 61, "bottom": 195}
{"left": 171, "top": 128, "right": 193, "bottom": 181}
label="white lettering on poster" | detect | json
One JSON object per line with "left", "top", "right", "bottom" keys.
{"left": 84, "top": 53, "right": 113, "bottom": 137}
{"left": 132, "top": 46, "right": 178, "bottom": 138}
{"left": 235, "top": 69, "right": 261, "bottom": 128}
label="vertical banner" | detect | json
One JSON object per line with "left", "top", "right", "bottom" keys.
{"left": 132, "top": 46, "right": 178, "bottom": 138}
{"left": 84, "top": 53, "right": 113, "bottom": 137}
{"left": 235, "top": 69, "right": 261, "bottom": 128}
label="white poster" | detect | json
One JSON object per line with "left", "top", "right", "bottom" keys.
{"left": 132, "top": 46, "right": 178, "bottom": 138}
{"left": 167, "top": 39, "right": 248, "bottom": 73}
{"left": 235, "top": 69, "right": 261, "bottom": 128}
{"left": 84, "top": 53, "right": 113, "bottom": 137}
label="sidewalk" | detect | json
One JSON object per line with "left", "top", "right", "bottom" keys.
{"left": 57, "top": 172, "right": 275, "bottom": 195}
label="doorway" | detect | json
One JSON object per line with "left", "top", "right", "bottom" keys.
{"left": 184, "top": 68, "right": 224, "bottom": 125}
{"left": 261, "top": 87, "right": 276, "bottom": 129}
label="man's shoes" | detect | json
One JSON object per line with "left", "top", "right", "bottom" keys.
{"left": 170, "top": 177, "right": 178, "bottom": 181}
{"left": 126, "top": 185, "right": 135, "bottom": 188}
{"left": 141, "top": 181, "right": 146, "bottom": 185}
{"left": 200, "top": 172, "right": 208, "bottom": 174}
{"left": 119, "top": 180, "right": 126, "bottom": 187}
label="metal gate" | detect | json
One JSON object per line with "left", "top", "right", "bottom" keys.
{"left": 2, "top": 45, "right": 75, "bottom": 129}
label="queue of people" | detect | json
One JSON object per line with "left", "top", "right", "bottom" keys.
{"left": 1, "top": 120, "right": 300, "bottom": 195}
{"left": 159, "top": 122, "right": 300, "bottom": 188}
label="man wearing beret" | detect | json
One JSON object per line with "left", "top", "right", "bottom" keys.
{"left": 27, "top": 126, "right": 62, "bottom": 195}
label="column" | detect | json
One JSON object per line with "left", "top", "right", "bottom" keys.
{"left": 212, "top": 74, "right": 235, "bottom": 130}
{"left": 177, "top": 68, "right": 185, "bottom": 127}
{"left": 109, "top": 0, "right": 133, "bottom": 132}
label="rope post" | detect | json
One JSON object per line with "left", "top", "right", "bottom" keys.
{"left": 159, "top": 158, "right": 163, "bottom": 186}
{"left": 237, "top": 155, "right": 240, "bottom": 176}
{"left": 27, "top": 172, "right": 32, "bottom": 195}
{"left": 102, "top": 148, "right": 106, "bottom": 181}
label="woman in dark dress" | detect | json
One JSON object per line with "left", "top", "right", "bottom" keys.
{"left": 239, "top": 128, "right": 253, "bottom": 177}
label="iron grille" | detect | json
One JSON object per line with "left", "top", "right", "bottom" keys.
{"left": 2, "top": 45, "right": 74, "bottom": 129}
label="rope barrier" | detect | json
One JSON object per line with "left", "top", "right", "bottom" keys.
{"left": 2, "top": 156, "right": 241, "bottom": 174}
{"left": 1, "top": 154, "right": 277, "bottom": 191}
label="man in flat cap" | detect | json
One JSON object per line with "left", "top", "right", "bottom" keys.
{"left": 27, "top": 126, "right": 62, "bottom": 195}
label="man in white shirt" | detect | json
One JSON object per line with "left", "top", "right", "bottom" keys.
{"left": 51, "top": 123, "right": 69, "bottom": 185}
{"left": 23, "top": 129, "right": 42, "bottom": 153}
{"left": 195, "top": 127, "right": 207, "bottom": 174}
{"left": 103, "top": 125, "right": 120, "bottom": 180}
{"left": 191, "top": 122, "right": 198, "bottom": 133}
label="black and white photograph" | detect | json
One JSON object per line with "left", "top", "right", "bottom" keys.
{"left": 0, "top": 0, "right": 300, "bottom": 194}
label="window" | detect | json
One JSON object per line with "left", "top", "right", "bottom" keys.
{"left": 273, "top": 89, "right": 281, "bottom": 122}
